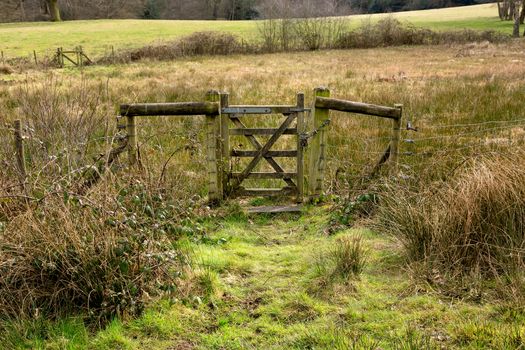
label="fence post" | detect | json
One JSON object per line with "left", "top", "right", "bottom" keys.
{"left": 78, "top": 46, "right": 84, "bottom": 67}
{"left": 308, "top": 87, "right": 330, "bottom": 197}
{"left": 220, "top": 93, "right": 230, "bottom": 197}
{"left": 296, "top": 92, "right": 305, "bottom": 203}
{"left": 391, "top": 104, "right": 403, "bottom": 174}
{"left": 13, "top": 120, "right": 27, "bottom": 182}
{"left": 127, "top": 115, "right": 137, "bottom": 166}
{"left": 205, "top": 90, "right": 222, "bottom": 204}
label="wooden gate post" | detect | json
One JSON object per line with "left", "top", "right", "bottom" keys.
{"left": 391, "top": 104, "right": 403, "bottom": 174}
{"left": 205, "top": 90, "right": 223, "bottom": 203}
{"left": 220, "top": 93, "right": 230, "bottom": 196}
{"left": 308, "top": 87, "right": 330, "bottom": 197}
{"left": 296, "top": 92, "right": 305, "bottom": 203}
{"left": 127, "top": 115, "right": 137, "bottom": 166}
{"left": 13, "top": 120, "right": 27, "bottom": 181}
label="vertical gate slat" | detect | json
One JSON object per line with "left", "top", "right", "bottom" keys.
{"left": 296, "top": 93, "right": 305, "bottom": 203}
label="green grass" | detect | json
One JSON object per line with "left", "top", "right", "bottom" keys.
{"left": 5, "top": 206, "right": 524, "bottom": 349}
{"left": 0, "top": 4, "right": 510, "bottom": 57}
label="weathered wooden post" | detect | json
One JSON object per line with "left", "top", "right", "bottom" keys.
{"left": 127, "top": 114, "right": 137, "bottom": 166}
{"left": 33, "top": 50, "right": 37, "bottom": 65}
{"left": 308, "top": 87, "right": 330, "bottom": 197}
{"left": 59, "top": 47, "right": 64, "bottom": 67}
{"left": 13, "top": 120, "right": 27, "bottom": 181}
{"left": 220, "top": 93, "right": 230, "bottom": 197}
{"left": 78, "top": 46, "right": 84, "bottom": 67}
{"left": 296, "top": 92, "right": 305, "bottom": 203}
{"left": 391, "top": 104, "right": 403, "bottom": 174}
{"left": 205, "top": 90, "right": 222, "bottom": 203}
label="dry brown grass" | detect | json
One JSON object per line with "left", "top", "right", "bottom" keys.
{"left": 379, "top": 151, "right": 525, "bottom": 301}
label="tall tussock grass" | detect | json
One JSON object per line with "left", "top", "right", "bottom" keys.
{"left": 379, "top": 151, "right": 525, "bottom": 300}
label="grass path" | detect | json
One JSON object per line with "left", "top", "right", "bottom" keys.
{"left": 0, "top": 4, "right": 509, "bottom": 57}
{"left": 89, "top": 206, "right": 525, "bottom": 349}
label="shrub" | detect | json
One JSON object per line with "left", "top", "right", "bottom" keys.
{"left": 378, "top": 151, "right": 525, "bottom": 299}
{"left": 0, "top": 195, "right": 179, "bottom": 321}
{"left": 336, "top": 17, "right": 509, "bottom": 49}
{"left": 114, "top": 31, "right": 248, "bottom": 63}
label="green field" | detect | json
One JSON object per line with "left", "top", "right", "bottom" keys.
{"left": 0, "top": 3, "right": 509, "bottom": 58}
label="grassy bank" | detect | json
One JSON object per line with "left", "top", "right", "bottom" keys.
{"left": 0, "top": 4, "right": 506, "bottom": 57}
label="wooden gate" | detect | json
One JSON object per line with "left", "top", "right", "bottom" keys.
{"left": 119, "top": 88, "right": 403, "bottom": 206}
{"left": 220, "top": 93, "right": 307, "bottom": 203}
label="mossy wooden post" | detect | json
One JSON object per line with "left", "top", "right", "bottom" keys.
{"left": 57, "top": 47, "right": 64, "bottom": 68}
{"left": 308, "top": 87, "right": 330, "bottom": 197}
{"left": 206, "top": 90, "right": 222, "bottom": 204}
{"left": 127, "top": 115, "right": 137, "bottom": 166}
{"left": 220, "top": 93, "right": 230, "bottom": 196}
{"left": 296, "top": 92, "right": 305, "bottom": 203}
{"left": 13, "top": 120, "right": 27, "bottom": 181}
{"left": 391, "top": 104, "right": 403, "bottom": 174}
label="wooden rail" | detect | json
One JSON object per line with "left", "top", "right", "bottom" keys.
{"left": 315, "top": 96, "right": 401, "bottom": 120}
{"left": 120, "top": 102, "right": 219, "bottom": 117}
{"left": 309, "top": 89, "right": 403, "bottom": 197}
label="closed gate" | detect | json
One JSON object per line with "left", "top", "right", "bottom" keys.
{"left": 120, "top": 88, "right": 403, "bottom": 206}
{"left": 221, "top": 93, "right": 308, "bottom": 203}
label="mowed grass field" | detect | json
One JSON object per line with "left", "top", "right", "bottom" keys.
{"left": 0, "top": 3, "right": 509, "bottom": 57}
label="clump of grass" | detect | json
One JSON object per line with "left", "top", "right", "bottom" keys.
{"left": 310, "top": 234, "right": 368, "bottom": 292}
{"left": 379, "top": 151, "right": 525, "bottom": 300}
{"left": 0, "top": 64, "right": 14, "bottom": 75}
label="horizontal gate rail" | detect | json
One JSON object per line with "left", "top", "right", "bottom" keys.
{"left": 229, "top": 128, "right": 297, "bottom": 135}
{"left": 222, "top": 106, "right": 309, "bottom": 114}
{"left": 231, "top": 172, "right": 297, "bottom": 179}
{"left": 120, "top": 102, "right": 219, "bottom": 117}
{"left": 315, "top": 96, "right": 401, "bottom": 120}
{"left": 236, "top": 187, "right": 297, "bottom": 196}
{"left": 231, "top": 150, "right": 297, "bottom": 157}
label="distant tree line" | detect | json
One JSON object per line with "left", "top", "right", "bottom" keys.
{"left": 1, "top": 0, "right": 493, "bottom": 23}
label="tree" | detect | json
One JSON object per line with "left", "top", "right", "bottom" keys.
{"left": 46, "top": 0, "right": 61, "bottom": 21}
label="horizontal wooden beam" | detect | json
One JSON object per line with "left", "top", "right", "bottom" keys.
{"left": 229, "top": 128, "right": 297, "bottom": 136}
{"left": 315, "top": 96, "right": 401, "bottom": 120}
{"left": 231, "top": 150, "right": 298, "bottom": 157}
{"left": 231, "top": 172, "right": 297, "bottom": 179}
{"left": 237, "top": 186, "right": 297, "bottom": 197}
{"left": 223, "top": 105, "right": 304, "bottom": 115}
{"left": 120, "top": 102, "right": 219, "bottom": 117}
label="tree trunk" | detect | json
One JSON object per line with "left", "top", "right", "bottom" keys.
{"left": 514, "top": 2, "right": 520, "bottom": 37}
{"left": 47, "top": 0, "right": 61, "bottom": 21}
{"left": 520, "top": 0, "right": 525, "bottom": 24}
